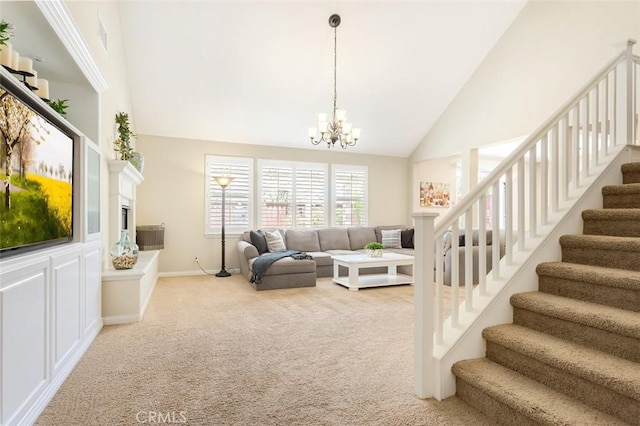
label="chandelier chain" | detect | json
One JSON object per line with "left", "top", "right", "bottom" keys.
{"left": 333, "top": 24, "right": 337, "bottom": 121}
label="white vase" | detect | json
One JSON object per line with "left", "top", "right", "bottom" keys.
{"left": 131, "top": 152, "right": 144, "bottom": 174}
{"left": 366, "top": 248, "right": 383, "bottom": 257}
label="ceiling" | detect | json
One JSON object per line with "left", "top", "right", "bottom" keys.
{"left": 4, "top": 1, "right": 528, "bottom": 158}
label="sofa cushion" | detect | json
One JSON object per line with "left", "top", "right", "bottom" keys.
{"left": 285, "top": 229, "right": 321, "bottom": 252}
{"left": 249, "top": 255, "right": 315, "bottom": 275}
{"left": 324, "top": 249, "right": 357, "bottom": 256}
{"left": 347, "top": 227, "right": 377, "bottom": 250}
{"left": 250, "top": 230, "right": 269, "bottom": 254}
{"left": 306, "top": 251, "right": 333, "bottom": 267}
{"left": 265, "top": 230, "right": 287, "bottom": 252}
{"left": 375, "top": 225, "right": 406, "bottom": 243}
{"left": 401, "top": 228, "right": 414, "bottom": 248}
{"left": 381, "top": 229, "right": 402, "bottom": 248}
{"left": 317, "top": 228, "right": 351, "bottom": 251}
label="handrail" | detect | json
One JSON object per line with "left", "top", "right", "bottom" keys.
{"left": 433, "top": 49, "right": 627, "bottom": 238}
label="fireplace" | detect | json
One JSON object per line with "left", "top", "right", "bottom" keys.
{"left": 108, "top": 160, "right": 144, "bottom": 264}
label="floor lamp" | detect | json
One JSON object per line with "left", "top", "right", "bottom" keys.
{"left": 214, "top": 176, "right": 234, "bottom": 277}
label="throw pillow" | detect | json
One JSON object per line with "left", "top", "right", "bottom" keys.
{"left": 381, "top": 229, "right": 402, "bottom": 249}
{"left": 250, "top": 230, "right": 269, "bottom": 255}
{"left": 401, "top": 228, "right": 414, "bottom": 249}
{"left": 265, "top": 230, "right": 287, "bottom": 252}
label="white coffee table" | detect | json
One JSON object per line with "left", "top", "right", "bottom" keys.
{"left": 331, "top": 252, "right": 414, "bottom": 291}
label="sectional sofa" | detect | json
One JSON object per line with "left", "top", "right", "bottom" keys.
{"left": 237, "top": 226, "right": 414, "bottom": 290}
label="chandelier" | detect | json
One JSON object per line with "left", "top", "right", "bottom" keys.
{"left": 308, "top": 14, "right": 361, "bottom": 149}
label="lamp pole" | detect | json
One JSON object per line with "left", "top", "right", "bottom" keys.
{"left": 214, "top": 176, "right": 234, "bottom": 277}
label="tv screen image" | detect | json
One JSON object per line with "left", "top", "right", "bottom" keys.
{"left": 0, "top": 86, "right": 74, "bottom": 257}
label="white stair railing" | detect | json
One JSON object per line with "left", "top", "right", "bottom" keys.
{"left": 413, "top": 39, "right": 639, "bottom": 399}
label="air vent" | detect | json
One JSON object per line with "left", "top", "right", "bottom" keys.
{"left": 97, "top": 14, "right": 108, "bottom": 51}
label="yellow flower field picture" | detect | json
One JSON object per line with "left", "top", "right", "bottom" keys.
{"left": 0, "top": 88, "right": 74, "bottom": 255}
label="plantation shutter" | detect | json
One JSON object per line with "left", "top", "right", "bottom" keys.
{"left": 205, "top": 155, "right": 253, "bottom": 235}
{"left": 332, "top": 165, "right": 367, "bottom": 226}
{"left": 295, "top": 165, "right": 327, "bottom": 228}
{"left": 258, "top": 161, "right": 327, "bottom": 228}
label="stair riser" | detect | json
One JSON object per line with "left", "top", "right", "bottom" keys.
{"left": 486, "top": 342, "right": 640, "bottom": 424}
{"left": 513, "top": 308, "right": 640, "bottom": 363}
{"left": 561, "top": 247, "right": 640, "bottom": 272}
{"left": 456, "top": 378, "right": 540, "bottom": 426}
{"left": 603, "top": 194, "right": 640, "bottom": 209}
{"left": 538, "top": 276, "right": 640, "bottom": 313}
{"left": 583, "top": 219, "right": 640, "bottom": 237}
{"left": 622, "top": 172, "right": 640, "bottom": 184}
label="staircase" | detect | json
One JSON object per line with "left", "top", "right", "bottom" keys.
{"left": 451, "top": 162, "right": 640, "bottom": 425}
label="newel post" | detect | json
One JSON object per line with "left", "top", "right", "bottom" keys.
{"left": 412, "top": 212, "right": 438, "bottom": 398}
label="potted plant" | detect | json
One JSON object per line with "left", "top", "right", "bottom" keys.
{"left": 364, "top": 242, "right": 384, "bottom": 257}
{"left": 46, "top": 99, "right": 69, "bottom": 117}
{"left": 0, "top": 20, "right": 12, "bottom": 46}
{"left": 113, "top": 112, "right": 144, "bottom": 173}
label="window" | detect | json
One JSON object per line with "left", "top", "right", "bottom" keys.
{"left": 332, "top": 165, "right": 367, "bottom": 226}
{"left": 205, "top": 155, "right": 253, "bottom": 235}
{"left": 258, "top": 160, "right": 327, "bottom": 228}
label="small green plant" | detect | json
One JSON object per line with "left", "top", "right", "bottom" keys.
{"left": 0, "top": 21, "right": 13, "bottom": 46}
{"left": 364, "top": 242, "right": 383, "bottom": 250}
{"left": 114, "top": 112, "right": 135, "bottom": 161}
{"left": 46, "top": 99, "right": 69, "bottom": 117}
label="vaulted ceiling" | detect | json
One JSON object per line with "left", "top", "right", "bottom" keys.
{"left": 4, "top": 1, "right": 528, "bottom": 158}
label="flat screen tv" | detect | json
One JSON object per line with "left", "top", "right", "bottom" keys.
{"left": 0, "top": 82, "right": 74, "bottom": 258}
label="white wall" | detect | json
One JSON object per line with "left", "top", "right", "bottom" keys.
{"left": 65, "top": 1, "right": 135, "bottom": 265}
{"left": 412, "top": 0, "right": 640, "bottom": 162}
{"left": 136, "top": 135, "right": 411, "bottom": 274}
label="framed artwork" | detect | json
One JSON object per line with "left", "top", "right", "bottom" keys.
{"left": 420, "top": 181, "right": 450, "bottom": 207}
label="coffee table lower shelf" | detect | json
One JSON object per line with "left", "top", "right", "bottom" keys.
{"left": 332, "top": 273, "right": 413, "bottom": 291}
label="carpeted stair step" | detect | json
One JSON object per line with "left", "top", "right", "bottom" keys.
{"left": 511, "top": 292, "right": 640, "bottom": 362}
{"left": 621, "top": 162, "right": 640, "bottom": 184}
{"left": 559, "top": 234, "right": 640, "bottom": 272}
{"left": 582, "top": 208, "right": 640, "bottom": 237}
{"left": 537, "top": 262, "right": 640, "bottom": 312}
{"left": 602, "top": 183, "right": 640, "bottom": 208}
{"left": 452, "top": 358, "right": 628, "bottom": 426}
{"left": 483, "top": 324, "right": 640, "bottom": 424}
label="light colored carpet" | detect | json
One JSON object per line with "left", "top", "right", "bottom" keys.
{"left": 36, "top": 275, "right": 490, "bottom": 425}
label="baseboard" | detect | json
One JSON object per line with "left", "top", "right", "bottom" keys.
{"left": 159, "top": 268, "right": 241, "bottom": 278}
{"left": 103, "top": 313, "right": 141, "bottom": 325}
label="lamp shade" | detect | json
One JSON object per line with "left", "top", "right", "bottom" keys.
{"left": 214, "top": 176, "right": 234, "bottom": 187}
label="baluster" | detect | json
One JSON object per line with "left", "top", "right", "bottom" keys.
{"left": 492, "top": 180, "right": 500, "bottom": 280}
{"left": 582, "top": 95, "right": 589, "bottom": 177}
{"left": 550, "top": 124, "right": 559, "bottom": 212}
{"left": 505, "top": 168, "right": 513, "bottom": 266}
{"left": 450, "top": 223, "right": 459, "bottom": 327}
{"left": 594, "top": 81, "right": 600, "bottom": 166}
{"left": 612, "top": 68, "right": 617, "bottom": 146}
{"left": 464, "top": 208, "right": 473, "bottom": 311}
{"left": 528, "top": 145, "right": 537, "bottom": 238}
{"left": 517, "top": 158, "right": 525, "bottom": 251}
{"left": 572, "top": 105, "right": 580, "bottom": 188}
{"left": 478, "top": 194, "right": 487, "bottom": 295}
{"left": 540, "top": 134, "right": 548, "bottom": 225}
{"left": 435, "top": 234, "right": 443, "bottom": 344}
{"left": 560, "top": 115, "right": 569, "bottom": 202}
{"left": 604, "top": 74, "right": 609, "bottom": 155}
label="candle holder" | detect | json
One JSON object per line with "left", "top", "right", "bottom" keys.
{"left": 3, "top": 64, "right": 48, "bottom": 101}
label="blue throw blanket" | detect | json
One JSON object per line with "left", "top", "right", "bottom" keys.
{"left": 250, "top": 250, "right": 313, "bottom": 285}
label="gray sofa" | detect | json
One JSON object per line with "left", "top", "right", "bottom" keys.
{"left": 237, "top": 226, "right": 414, "bottom": 290}
{"left": 442, "top": 229, "right": 506, "bottom": 286}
